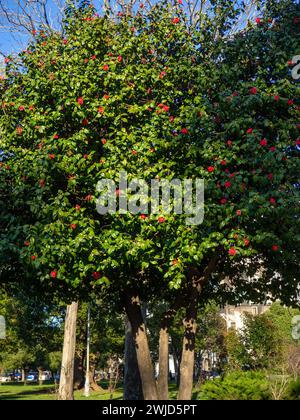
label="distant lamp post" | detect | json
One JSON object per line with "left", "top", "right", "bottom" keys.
{"left": 84, "top": 305, "right": 91, "bottom": 397}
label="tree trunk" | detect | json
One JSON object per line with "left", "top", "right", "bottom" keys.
{"left": 38, "top": 367, "right": 43, "bottom": 385}
{"left": 124, "top": 292, "right": 158, "bottom": 400}
{"left": 73, "top": 355, "right": 85, "bottom": 390}
{"left": 58, "top": 302, "right": 78, "bottom": 400}
{"left": 178, "top": 287, "right": 198, "bottom": 400}
{"left": 124, "top": 317, "right": 144, "bottom": 400}
{"left": 157, "top": 322, "right": 169, "bottom": 400}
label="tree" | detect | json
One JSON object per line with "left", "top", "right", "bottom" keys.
{"left": 0, "top": 0, "right": 299, "bottom": 400}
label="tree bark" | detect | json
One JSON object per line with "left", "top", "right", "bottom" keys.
{"left": 124, "top": 292, "right": 158, "bottom": 400}
{"left": 58, "top": 302, "right": 78, "bottom": 400}
{"left": 157, "top": 323, "right": 169, "bottom": 400}
{"left": 178, "top": 286, "right": 198, "bottom": 400}
{"left": 124, "top": 317, "right": 144, "bottom": 400}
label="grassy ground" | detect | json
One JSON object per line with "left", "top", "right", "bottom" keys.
{"left": 0, "top": 381, "right": 194, "bottom": 400}
{"left": 0, "top": 381, "right": 124, "bottom": 400}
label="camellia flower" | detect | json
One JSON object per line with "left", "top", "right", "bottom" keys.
{"left": 103, "top": 64, "right": 109, "bottom": 71}
{"left": 247, "top": 128, "right": 253, "bottom": 134}
{"left": 244, "top": 239, "right": 250, "bottom": 247}
{"left": 274, "top": 95, "right": 280, "bottom": 101}
{"left": 260, "top": 138, "right": 268, "bottom": 146}
{"left": 249, "top": 87, "right": 257, "bottom": 95}
{"left": 159, "top": 71, "right": 166, "bottom": 79}
{"left": 255, "top": 17, "right": 261, "bottom": 24}
{"left": 98, "top": 107, "right": 104, "bottom": 114}
{"left": 101, "top": 138, "right": 107, "bottom": 145}
{"left": 288, "top": 99, "right": 294, "bottom": 106}
{"left": 93, "top": 271, "right": 101, "bottom": 280}
{"left": 236, "top": 210, "right": 242, "bottom": 216}
{"left": 181, "top": 128, "right": 188, "bottom": 135}
{"left": 117, "top": 55, "right": 122, "bottom": 63}
{"left": 51, "top": 271, "right": 57, "bottom": 279}
{"left": 224, "top": 181, "right": 231, "bottom": 188}
{"left": 53, "top": 134, "right": 59, "bottom": 139}
{"left": 84, "top": 194, "right": 93, "bottom": 202}
{"left": 31, "top": 255, "right": 37, "bottom": 261}
{"left": 140, "top": 214, "right": 147, "bottom": 220}
{"left": 267, "top": 173, "right": 273, "bottom": 180}
{"left": 19, "top": 106, "right": 25, "bottom": 111}
{"left": 24, "top": 241, "right": 30, "bottom": 247}
{"left": 220, "top": 198, "right": 227, "bottom": 204}
{"left": 172, "top": 17, "right": 180, "bottom": 24}
{"left": 75, "top": 205, "right": 81, "bottom": 211}
{"left": 220, "top": 160, "right": 227, "bottom": 166}
{"left": 103, "top": 94, "right": 110, "bottom": 100}
{"left": 82, "top": 118, "right": 89, "bottom": 126}
{"left": 207, "top": 166, "right": 215, "bottom": 173}
{"left": 269, "top": 197, "right": 276, "bottom": 205}
{"left": 158, "top": 217, "right": 166, "bottom": 223}
{"left": 229, "top": 248, "right": 237, "bottom": 256}
{"left": 77, "top": 97, "right": 84, "bottom": 105}
{"left": 272, "top": 245, "right": 279, "bottom": 252}
{"left": 169, "top": 116, "right": 174, "bottom": 123}
{"left": 16, "top": 127, "right": 23, "bottom": 135}
{"left": 48, "top": 154, "right": 55, "bottom": 160}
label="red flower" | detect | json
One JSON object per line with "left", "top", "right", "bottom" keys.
{"left": 159, "top": 71, "right": 166, "bottom": 79}
{"left": 255, "top": 18, "right": 261, "bottom": 24}
{"left": 247, "top": 128, "right": 253, "bottom": 134}
{"left": 131, "top": 150, "right": 137, "bottom": 155}
{"left": 82, "top": 118, "right": 89, "bottom": 126}
{"left": 48, "top": 154, "right": 55, "bottom": 160}
{"left": 63, "top": 39, "right": 68, "bottom": 45}
{"left": 103, "top": 94, "right": 110, "bottom": 100}
{"left": 103, "top": 64, "right": 109, "bottom": 71}
{"left": 172, "top": 259, "right": 178, "bottom": 265}
{"left": 24, "top": 241, "right": 30, "bottom": 246}
{"left": 249, "top": 87, "right": 257, "bottom": 95}
{"left": 70, "top": 223, "right": 77, "bottom": 230}
{"left": 267, "top": 173, "right": 273, "bottom": 180}
{"left": 207, "top": 166, "right": 215, "bottom": 173}
{"left": 236, "top": 210, "right": 242, "bottom": 216}
{"left": 269, "top": 146, "right": 276, "bottom": 152}
{"left": 16, "top": 127, "right": 23, "bottom": 135}
{"left": 4, "top": 57, "right": 10, "bottom": 64}
{"left": 181, "top": 128, "right": 188, "bottom": 135}
{"left": 75, "top": 205, "right": 81, "bottom": 211}
{"left": 140, "top": 214, "right": 147, "bottom": 220}
{"left": 288, "top": 99, "right": 294, "bottom": 106}
{"left": 101, "top": 138, "right": 107, "bottom": 145}
{"left": 274, "top": 95, "right": 280, "bottom": 101}
{"left": 84, "top": 58, "right": 89, "bottom": 64}
{"left": 93, "top": 271, "right": 101, "bottom": 280}
{"left": 227, "top": 140, "right": 233, "bottom": 146}
{"left": 272, "top": 245, "right": 279, "bottom": 252}
{"left": 220, "top": 160, "right": 227, "bottom": 166}
{"left": 260, "top": 138, "right": 267, "bottom": 146}
{"left": 169, "top": 116, "right": 174, "bottom": 123}
{"left": 77, "top": 97, "right": 84, "bottom": 106}
{"left": 19, "top": 106, "right": 25, "bottom": 111}
{"left": 98, "top": 106, "right": 104, "bottom": 114}
{"left": 91, "top": 55, "right": 96, "bottom": 60}
{"left": 229, "top": 248, "right": 237, "bottom": 256}
{"left": 158, "top": 217, "right": 166, "bottom": 223}
{"left": 31, "top": 255, "right": 37, "bottom": 261}
{"left": 83, "top": 154, "right": 89, "bottom": 159}
{"left": 220, "top": 198, "right": 227, "bottom": 205}
{"left": 172, "top": 17, "right": 180, "bottom": 24}
{"left": 84, "top": 194, "right": 93, "bottom": 202}
{"left": 224, "top": 181, "right": 231, "bottom": 188}
{"left": 244, "top": 239, "right": 250, "bottom": 247}
{"left": 39, "top": 179, "right": 45, "bottom": 188}
{"left": 53, "top": 134, "right": 59, "bottom": 139}
{"left": 51, "top": 271, "right": 57, "bottom": 279}
{"left": 117, "top": 55, "right": 122, "bottom": 63}
{"left": 269, "top": 197, "right": 276, "bottom": 205}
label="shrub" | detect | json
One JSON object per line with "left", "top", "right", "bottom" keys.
{"left": 198, "top": 371, "right": 271, "bottom": 400}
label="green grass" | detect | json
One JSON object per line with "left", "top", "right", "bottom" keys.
{"left": 0, "top": 381, "right": 123, "bottom": 400}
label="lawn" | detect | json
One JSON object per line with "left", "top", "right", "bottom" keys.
{"left": 0, "top": 381, "right": 123, "bottom": 400}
